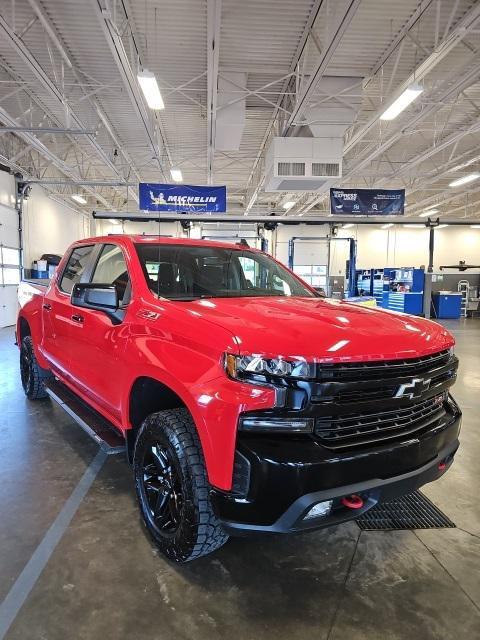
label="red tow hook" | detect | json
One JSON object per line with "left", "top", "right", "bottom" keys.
{"left": 438, "top": 461, "right": 447, "bottom": 471}
{"left": 341, "top": 494, "right": 364, "bottom": 510}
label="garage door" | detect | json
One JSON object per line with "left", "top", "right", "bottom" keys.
{"left": 0, "top": 203, "right": 20, "bottom": 328}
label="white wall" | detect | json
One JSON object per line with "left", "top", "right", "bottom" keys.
{"left": 22, "top": 185, "right": 90, "bottom": 268}
{"left": 0, "top": 171, "right": 19, "bottom": 327}
{"left": 273, "top": 223, "right": 480, "bottom": 272}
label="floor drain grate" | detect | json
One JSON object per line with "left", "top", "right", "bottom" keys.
{"left": 356, "top": 491, "right": 456, "bottom": 530}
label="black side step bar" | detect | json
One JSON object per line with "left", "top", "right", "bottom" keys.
{"left": 45, "top": 379, "right": 126, "bottom": 455}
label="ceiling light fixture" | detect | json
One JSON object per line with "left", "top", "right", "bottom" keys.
{"left": 71, "top": 194, "right": 87, "bottom": 205}
{"left": 283, "top": 201, "right": 295, "bottom": 210}
{"left": 137, "top": 68, "right": 165, "bottom": 110}
{"left": 342, "top": 223, "right": 355, "bottom": 229}
{"left": 380, "top": 83, "right": 424, "bottom": 121}
{"left": 403, "top": 224, "right": 424, "bottom": 228}
{"left": 170, "top": 168, "right": 183, "bottom": 182}
{"left": 108, "top": 218, "right": 119, "bottom": 225}
{"left": 449, "top": 173, "right": 480, "bottom": 187}
{"left": 470, "top": 225, "right": 480, "bottom": 229}
{"left": 436, "top": 224, "right": 449, "bottom": 229}
{"left": 381, "top": 223, "right": 394, "bottom": 229}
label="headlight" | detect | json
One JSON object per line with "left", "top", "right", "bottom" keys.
{"left": 225, "top": 353, "right": 316, "bottom": 381}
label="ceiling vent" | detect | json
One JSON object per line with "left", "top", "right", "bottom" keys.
{"left": 264, "top": 76, "right": 363, "bottom": 192}
{"left": 265, "top": 137, "right": 343, "bottom": 192}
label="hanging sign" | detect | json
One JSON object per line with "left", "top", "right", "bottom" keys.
{"left": 139, "top": 183, "right": 227, "bottom": 213}
{"left": 330, "top": 188, "right": 405, "bottom": 215}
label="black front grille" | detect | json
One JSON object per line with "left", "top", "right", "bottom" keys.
{"left": 310, "top": 350, "right": 457, "bottom": 405}
{"left": 317, "top": 349, "right": 451, "bottom": 382}
{"left": 315, "top": 395, "right": 447, "bottom": 450}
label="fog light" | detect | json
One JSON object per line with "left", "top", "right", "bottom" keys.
{"left": 239, "top": 416, "right": 314, "bottom": 433}
{"left": 303, "top": 500, "right": 333, "bottom": 520}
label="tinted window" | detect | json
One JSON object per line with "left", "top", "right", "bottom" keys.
{"left": 59, "top": 245, "right": 94, "bottom": 294}
{"left": 91, "top": 244, "right": 131, "bottom": 305}
{"left": 135, "top": 244, "right": 315, "bottom": 300}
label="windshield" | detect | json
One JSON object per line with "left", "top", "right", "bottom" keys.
{"left": 135, "top": 243, "right": 315, "bottom": 300}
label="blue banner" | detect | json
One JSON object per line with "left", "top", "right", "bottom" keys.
{"left": 139, "top": 183, "right": 226, "bottom": 213}
{"left": 330, "top": 188, "right": 405, "bottom": 215}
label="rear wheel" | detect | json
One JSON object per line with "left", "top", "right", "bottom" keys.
{"left": 20, "top": 336, "right": 52, "bottom": 400}
{"left": 133, "top": 408, "right": 229, "bottom": 562}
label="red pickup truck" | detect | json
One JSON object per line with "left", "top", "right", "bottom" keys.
{"left": 16, "top": 235, "right": 461, "bottom": 562}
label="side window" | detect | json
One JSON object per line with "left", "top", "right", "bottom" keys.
{"left": 238, "top": 256, "right": 257, "bottom": 287}
{"left": 59, "top": 245, "right": 95, "bottom": 294}
{"left": 238, "top": 253, "right": 291, "bottom": 295}
{"left": 91, "top": 244, "right": 131, "bottom": 305}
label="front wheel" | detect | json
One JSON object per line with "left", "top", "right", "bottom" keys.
{"left": 133, "top": 408, "right": 229, "bottom": 562}
{"left": 20, "top": 336, "right": 52, "bottom": 400}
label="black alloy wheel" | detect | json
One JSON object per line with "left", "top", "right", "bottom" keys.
{"left": 140, "top": 442, "right": 184, "bottom": 535}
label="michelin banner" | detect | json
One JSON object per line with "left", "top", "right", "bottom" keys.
{"left": 330, "top": 188, "right": 405, "bottom": 215}
{"left": 139, "top": 183, "right": 227, "bottom": 213}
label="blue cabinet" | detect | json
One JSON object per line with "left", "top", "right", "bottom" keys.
{"left": 432, "top": 294, "right": 462, "bottom": 319}
{"left": 382, "top": 292, "right": 423, "bottom": 315}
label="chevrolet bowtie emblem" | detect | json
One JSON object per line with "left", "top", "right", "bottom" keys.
{"left": 395, "top": 377, "right": 431, "bottom": 399}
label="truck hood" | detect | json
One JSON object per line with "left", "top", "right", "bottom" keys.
{"left": 176, "top": 296, "right": 453, "bottom": 362}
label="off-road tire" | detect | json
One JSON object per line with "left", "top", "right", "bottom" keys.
{"left": 20, "top": 336, "right": 53, "bottom": 400}
{"left": 133, "top": 408, "right": 229, "bottom": 562}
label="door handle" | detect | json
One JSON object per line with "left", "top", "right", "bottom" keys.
{"left": 71, "top": 314, "right": 84, "bottom": 324}
{"left": 43, "top": 303, "right": 52, "bottom": 311}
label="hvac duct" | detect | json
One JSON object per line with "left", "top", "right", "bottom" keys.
{"left": 215, "top": 72, "right": 247, "bottom": 151}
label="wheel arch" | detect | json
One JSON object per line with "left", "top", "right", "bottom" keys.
{"left": 125, "top": 375, "right": 213, "bottom": 469}
{"left": 18, "top": 315, "right": 31, "bottom": 341}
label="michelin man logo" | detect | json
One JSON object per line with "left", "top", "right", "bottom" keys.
{"left": 150, "top": 191, "right": 167, "bottom": 206}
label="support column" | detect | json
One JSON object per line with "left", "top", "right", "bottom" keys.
{"left": 423, "top": 226, "right": 435, "bottom": 318}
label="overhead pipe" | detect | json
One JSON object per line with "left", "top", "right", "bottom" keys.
{"left": 93, "top": 211, "right": 480, "bottom": 226}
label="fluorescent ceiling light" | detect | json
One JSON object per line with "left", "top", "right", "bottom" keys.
{"left": 137, "top": 68, "right": 165, "bottom": 110}
{"left": 449, "top": 173, "right": 480, "bottom": 187}
{"left": 470, "top": 225, "right": 480, "bottom": 229}
{"left": 419, "top": 209, "right": 439, "bottom": 217}
{"left": 381, "top": 223, "right": 394, "bottom": 229}
{"left": 283, "top": 201, "right": 295, "bottom": 210}
{"left": 71, "top": 194, "right": 87, "bottom": 204}
{"left": 108, "top": 218, "right": 119, "bottom": 225}
{"left": 436, "top": 224, "right": 449, "bottom": 229}
{"left": 380, "top": 83, "right": 423, "bottom": 121}
{"left": 403, "top": 224, "right": 424, "bottom": 228}
{"left": 170, "top": 168, "right": 183, "bottom": 182}
{"left": 342, "top": 223, "right": 354, "bottom": 228}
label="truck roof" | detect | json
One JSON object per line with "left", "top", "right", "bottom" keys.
{"left": 79, "top": 235, "right": 256, "bottom": 251}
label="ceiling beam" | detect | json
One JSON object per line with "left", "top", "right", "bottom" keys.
{"left": 0, "top": 126, "right": 95, "bottom": 134}
{"left": 91, "top": 0, "right": 168, "bottom": 176}
{"left": 0, "top": 14, "right": 123, "bottom": 177}
{"left": 344, "top": 1, "right": 480, "bottom": 155}
{"left": 242, "top": 0, "right": 325, "bottom": 215}
{"left": 282, "top": 0, "right": 362, "bottom": 133}
{"left": 298, "top": 58, "right": 480, "bottom": 214}
{"left": 206, "top": 0, "right": 222, "bottom": 185}
{"left": 364, "top": 0, "right": 435, "bottom": 83}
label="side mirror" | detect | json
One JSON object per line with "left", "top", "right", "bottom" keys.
{"left": 71, "top": 283, "right": 124, "bottom": 323}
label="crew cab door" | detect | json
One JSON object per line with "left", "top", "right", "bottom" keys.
{"left": 41, "top": 244, "right": 96, "bottom": 378}
{"left": 67, "top": 243, "right": 131, "bottom": 423}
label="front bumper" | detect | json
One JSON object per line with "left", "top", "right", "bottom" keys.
{"left": 211, "top": 401, "right": 461, "bottom": 535}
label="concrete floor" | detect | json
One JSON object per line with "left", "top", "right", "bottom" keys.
{"left": 0, "top": 321, "right": 479, "bottom": 640}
